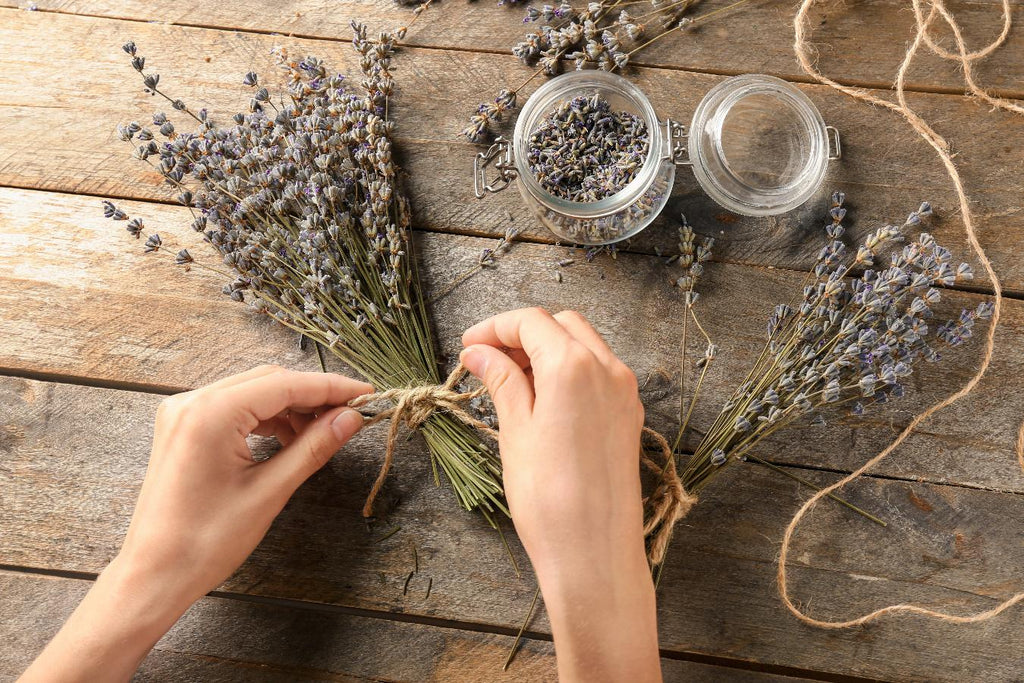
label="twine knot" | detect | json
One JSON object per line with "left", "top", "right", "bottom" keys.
{"left": 348, "top": 363, "right": 495, "bottom": 517}
{"left": 640, "top": 427, "right": 697, "bottom": 566}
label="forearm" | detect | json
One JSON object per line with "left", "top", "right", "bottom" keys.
{"left": 20, "top": 555, "right": 191, "bottom": 683}
{"left": 539, "top": 556, "right": 662, "bottom": 683}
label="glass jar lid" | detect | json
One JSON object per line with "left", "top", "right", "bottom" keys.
{"left": 687, "top": 74, "right": 834, "bottom": 217}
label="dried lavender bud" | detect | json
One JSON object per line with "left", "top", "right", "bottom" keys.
{"left": 461, "top": 89, "right": 518, "bottom": 143}
{"left": 126, "top": 218, "right": 144, "bottom": 238}
{"left": 242, "top": 71, "right": 258, "bottom": 87}
{"left": 144, "top": 233, "right": 162, "bottom": 253}
{"left": 102, "top": 200, "right": 128, "bottom": 220}
{"left": 175, "top": 248, "right": 193, "bottom": 269}
{"left": 526, "top": 93, "right": 648, "bottom": 202}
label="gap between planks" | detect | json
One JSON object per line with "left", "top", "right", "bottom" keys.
{"left": 0, "top": 564, "right": 881, "bottom": 683}
{"left": 3, "top": 362, "right": 1021, "bottom": 500}
{"left": 4, "top": 180, "right": 1021, "bottom": 304}
{"left": 2, "top": 5, "right": 1022, "bottom": 103}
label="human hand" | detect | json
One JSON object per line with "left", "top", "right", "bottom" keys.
{"left": 119, "top": 365, "right": 374, "bottom": 607}
{"left": 20, "top": 365, "right": 374, "bottom": 683}
{"left": 460, "top": 308, "right": 660, "bottom": 682}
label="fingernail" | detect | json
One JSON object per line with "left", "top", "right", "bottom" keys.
{"left": 460, "top": 347, "right": 489, "bottom": 378}
{"left": 331, "top": 408, "right": 364, "bottom": 441}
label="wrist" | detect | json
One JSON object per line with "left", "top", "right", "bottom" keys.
{"left": 18, "top": 555, "right": 196, "bottom": 683}
{"left": 103, "top": 551, "right": 200, "bottom": 631}
{"left": 536, "top": 551, "right": 661, "bottom": 682}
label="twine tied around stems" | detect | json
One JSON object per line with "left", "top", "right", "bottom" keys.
{"left": 641, "top": 427, "right": 698, "bottom": 565}
{"left": 349, "top": 363, "right": 495, "bottom": 518}
{"left": 349, "top": 364, "right": 694, "bottom": 565}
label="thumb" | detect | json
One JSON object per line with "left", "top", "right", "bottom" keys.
{"left": 261, "top": 405, "right": 365, "bottom": 495}
{"left": 460, "top": 345, "right": 533, "bottom": 426}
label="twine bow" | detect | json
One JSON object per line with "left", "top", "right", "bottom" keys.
{"left": 350, "top": 364, "right": 694, "bottom": 566}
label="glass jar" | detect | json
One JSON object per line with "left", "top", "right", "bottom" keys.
{"left": 474, "top": 71, "right": 841, "bottom": 245}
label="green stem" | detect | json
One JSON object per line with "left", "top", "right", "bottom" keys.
{"left": 504, "top": 586, "right": 541, "bottom": 672}
{"left": 744, "top": 455, "right": 887, "bottom": 527}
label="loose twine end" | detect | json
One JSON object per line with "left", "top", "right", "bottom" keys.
{"left": 788, "top": 0, "right": 1024, "bottom": 630}
{"left": 349, "top": 364, "right": 694, "bottom": 562}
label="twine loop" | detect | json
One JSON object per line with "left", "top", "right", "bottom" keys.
{"left": 348, "top": 363, "right": 495, "bottom": 517}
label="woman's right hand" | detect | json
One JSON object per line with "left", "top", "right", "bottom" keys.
{"left": 460, "top": 308, "right": 661, "bottom": 683}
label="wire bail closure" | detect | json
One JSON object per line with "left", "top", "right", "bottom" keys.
{"left": 473, "top": 136, "right": 518, "bottom": 198}
{"left": 826, "top": 125, "right": 842, "bottom": 160}
{"left": 665, "top": 119, "right": 691, "bottom": 165}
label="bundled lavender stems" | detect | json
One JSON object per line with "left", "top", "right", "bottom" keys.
{"left": 109, "top": 29, "right": 507, "bottom": 522}
{"left": 527, "top": 93, "right": 649, "bottom": 201}
{"left": 676, "top": 193, "right": 990, "bottom": 494}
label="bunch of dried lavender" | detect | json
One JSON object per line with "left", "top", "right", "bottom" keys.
{"left": 677, "top": 193, "right": 990, "bottom": 494}
{"left": 110, "top": 30, "right": 507, "bottom": 522}
{"left": 526, "top": 93, "right": 649, "bottom": 201}
{"left": 462, "top": 0, "right": 751, "bottom": 142}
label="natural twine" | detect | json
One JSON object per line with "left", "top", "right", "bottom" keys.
{"left": 785, "top": 0, "right": 1024, "bottom": 629}
{"left": 349, "top": 363, "right": 495, "bottom": 518}
{"left": 349, "top": 364, "right": 693, "bottom": 564}
{"left": 641, "top": 427, "right": 698, "bottom": 565}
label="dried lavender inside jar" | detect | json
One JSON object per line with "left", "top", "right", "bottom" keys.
{"left": 526, "top": 93, "right": 649, "bottom": 202}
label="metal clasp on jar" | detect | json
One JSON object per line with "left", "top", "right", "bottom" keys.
{"left": 664, "top": 119, "right": 691, "bottom": 165}
{"left": 826, "top": 125, "right": 842, "bottom": 160}
{"left": 473, "top": 136, "right": 517, "bottom": 198}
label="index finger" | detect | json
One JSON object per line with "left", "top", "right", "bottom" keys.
{"left": 219, "top": 370, "right": 374, "bottom": 433}
{"left": 462, "top": 307, "right": 574, "bottom": 368}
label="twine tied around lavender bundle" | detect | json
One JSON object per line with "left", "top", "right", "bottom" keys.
{"left": 348, "top": 363, "right": 695, "bottom": 565}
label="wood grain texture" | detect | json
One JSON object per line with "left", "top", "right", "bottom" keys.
{"left": 5, "top": 0, "right": 1024, "bottom": 99}
{"left": 3, "top": 186, "right": 1023, "bottom": 493}
{"left": 3, "top": 4, "right": 1024, "bottom": 681}
{"left": 0, "top": 571, "right": 804, "bottom": 682}
{"left": 1, "top": 10, "right": 1023, "bottom": 292}
{"left": 2, "top": 377, "right": 1023, "bottom": 680}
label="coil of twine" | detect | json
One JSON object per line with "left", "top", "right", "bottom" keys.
{"left": 785, "top": 0, "right": 1024, "bottom": 628}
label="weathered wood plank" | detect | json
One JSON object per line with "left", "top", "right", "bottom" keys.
{"left": 2, "top": 186, "right": 1022, "bottom": 493}
{"left": 0, "top": 572, "right": 554, "bottom": 682}
{"left": 2, "top": 377, "right": 1023, "bottom": 681}
{"left": 0, "top": 571, "right": 802, "bottom": 682}
{"left": 5, "top": 0, "right": 1024, "bottom": 99}
{"left": 1, "top": 10, "right": 1023, "bottom": 291}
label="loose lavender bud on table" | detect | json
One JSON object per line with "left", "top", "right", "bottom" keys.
{"left": 526, "top": 93, "right": 648, "bottom": 202}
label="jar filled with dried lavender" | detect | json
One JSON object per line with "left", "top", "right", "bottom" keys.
{"left": 476, "top": 70, "right": 680, "bottom": 245}
{"left": 474, "top": 71, "right": 841, "bottom": 245}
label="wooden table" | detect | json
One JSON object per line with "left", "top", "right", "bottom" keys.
{"left": 2, "top": 1, "right": 1023, "bottom": 680}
